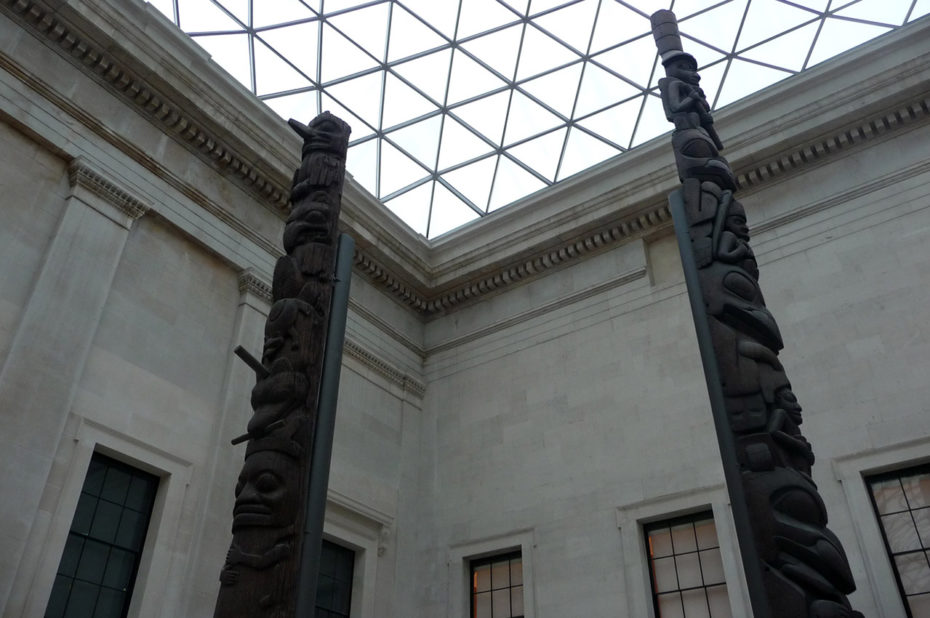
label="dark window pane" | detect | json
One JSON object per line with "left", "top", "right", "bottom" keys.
{"left": 491, "top": 560, "right": 510, "bottom": 589}
{"left": 76, "top": 540, "right": 109, "bottom": 585}
{"left": 45, "top": 574, "right": 71, "bottom": 618}
{"left": 125, "top": 476, "right": 155, "bottom": 512}
{"left": 103, "top": 548, "right": 135, "bottom": 590}
{"left": 474, "top": 591, "right": 491, "bottom": 618}
{"left": 72, "top": 494, "right": 97, "bottom": 536}
{"left": 94, "top": 587, "right": 126, "bottom": 617}
{"left": 474, "top": 563, "right": 491, "bottom": 592}
{"left": 315, "top": 540, "right": 354, "bottom": 618}
{"left": 100, "top": 468, "right": 131, "bottom": 504}
{"left": 46, "top": 454, "right": 159, "bottom": 618}
{"left": 83, "top": 460, "right": 106, "bottom": 497}
{"left": 470, "top": 551, "right": 522, "bottom": 618}
{"left": 59, "top": 534, "right": 84, "bottom": 578}
{"left": 65, "top": 579, "right": 98, "bottom": 618}
{"left": 89, "top": 501, "right": 121, "bottom": 544}
{"left": 114, "top": 510, "right": 145, "bottom": 550}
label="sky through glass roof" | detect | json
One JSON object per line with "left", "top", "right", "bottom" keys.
{"left": 149, "top": 0, "right": 929, "bottom": 238}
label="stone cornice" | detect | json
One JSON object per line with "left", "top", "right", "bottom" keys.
{"left": 236, "top": 269, "right": 273, "bottom": 303}
{"left": 5, "top": 0, "right": 930, "bottom": 320}
{"left": 67, "top": 158, "right": 150, "bottom": 219}
{"left": 343, "top": 339, "right": 426, "bottom": 398}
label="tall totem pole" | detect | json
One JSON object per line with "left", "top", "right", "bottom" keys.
{"left": 214, "top": 111, "right": 352, "bottom": 618}
{"left": 651, "top": 11, "right": 862, "bottom": 618}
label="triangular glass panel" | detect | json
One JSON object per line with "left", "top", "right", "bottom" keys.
{"left": 429, "top": 182, "right": 482, "bottom": 238}
{"left": 450, "top": 90, "right": 511, "bottom": 145}
{"left": 501, "top": 0, "right": 530, "bottom": 15}
{"left": 574, "top": 62, "right": 641, "bottom": 117}
{"left": 519, "top": 62, "right": 583, "bottom": 118}
{"left": 446, "top": 50, "right": 509, "bottom": 105}
{"left": 214, "top": 0, "right": 249, "bottom": 24}
{"left": 631, "top": 93, "right": 670, "bottom": 146}
{"left": 321, "top": 93, "right": 375, "bottom": 139}
{"left": 589, "top": 0, "right": 651, "bottom": 54}
{"left": 557, "top": 126, "right": 621, "bottom": 180}
{"left": 592, "top": 34, "right": 661, "bottom": 89}
{"left": 836, "top": 0, "right": 908, "bottom": 25}
{"left": 461, "top": 24, "right": 523, "bottom": 81}
{"left": 401, "top": 0, "right": 459, "bottom": 39}
{"left": 489, "top": 156, "right": 546, "bottom": 211}
{"left": 737, "top": 0, "right": 819, "bottom": 51}
{"left": 262, "top": 89, "right": 320, "bottom": 125}
{"left": 741, "top": 22, "right": 819, "bottom": 72}
{"left": 379, "top": 140, "right": 431, "bottom": 198}
{"left": 438, "top": 115, "right": 495, "bottom": 170}
{"left": 443, "top": 155, "right": 498, "bottom": 212}
{"left": 257, "top": 21, "right": 320, "bottom": 81}
{"left": 679, "top": 0, "right": 750, "bottom": 54}
{"left": 678, "top": 36, "right": 728, "bottom": 71}
{"left": 254, "top": 38, "right": 314, "bottom": 96}
{"left": 387, "top": 4, "right": 449, "bottom": 62}
{"left": 533, "top": 0, "right": 599, "bottom": 54}
{"left": 621, "top": 0, "right": 672, "bottom": 15}
{"left": 325, "top": 72, "right": 383, "bottom": 128}
{"left": 321, "top": 0, "right": 372, "bottom": 13}
{"left": 192, "top": 33, "right": 252, "bottom": 90}
{"left": 909, "top": 0, "right": 930, "bottom": 21}
{"left": 320, "top": 22, "right": 380, "bottom": 82}
{"left": 696, "top": 60, "right": 727, "bottom": 109}
{"left": 327, "top": 3, "right": 391, "bottom": 62}
{"left": 457, "top": 0, "right": 522, "bottom": 39}
{"left": 382, "top": 181, "right": 432, "bottom": 236}
{"left": 391, "top": 49, "right": 452, "bottom": 106}
{"left": 528, "top": 0, "right": 575, "bottom": 14}
{"left": 507, "top": 127, "right": 567, "bottom": 181}
{"left": 577, "top": 97, "right": 642, "bottom": 149}
{"left": 386, "top": 114, "right": 442, "bottom": 168}
{"left": 147, "top": 0, "right": 175, "bottom": 23}
{"left": 180, "top": 0, "right": 243, "bottom": 32}
{"left": 382, "top": 73, "right": 440, "bottom": 130}
{"left": 716, "top": 57, "right": 792, "bottom": 107}
{"left": 504, "top": 91, "right": 565, "bottom": 145}
{"left": 674, "top": 0, "right": 731, "bottom": 18}
{"left": 806, "top": 17, "right": 890, "bottom": 67}
{"left": 346, "top": 137, "right": 378, "bottom": 197}
{"left": 516, "top": 25, "right": 581, "bottom": 81}
{"left": 253, "top": 0, "right": 317, "bottom": 28}
{"left": 784, "top": 0, "right": 829, "bottom": 11}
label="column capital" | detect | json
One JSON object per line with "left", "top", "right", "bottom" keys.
{"left": 68, "top": 158, "right": 150, "bottom": 221}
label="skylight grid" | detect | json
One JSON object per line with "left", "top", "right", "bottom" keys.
{"left": 151, "top": 0, "right": 930, "bottom": 238}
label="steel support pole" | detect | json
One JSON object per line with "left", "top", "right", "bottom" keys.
{"left": 294, "top": 233, "right": 355, "bottom": 617}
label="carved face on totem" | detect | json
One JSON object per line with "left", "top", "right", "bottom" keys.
{"left": 284, "top": 198, "right": 336, "bottom": 252}
{"left": 232, "top": 451, "right": 299, "bottom": 531}
{"left": 665, "top": 55, "right": 699, "bottom": 85}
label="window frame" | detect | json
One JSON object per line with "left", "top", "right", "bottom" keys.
{"left": 469, "top": 549, "right": 524, "bottom": 618}
{"left": 643, "top": 509, "right": 729, "bottom": 617}
{"left": 865, "top": 463, "right": 930, "bottom": 617}
{"left": 448, "top": 529, "right": 536, "bottom": 618}
{"left": 45, "top": 452, "right": 160, "bottom": 618}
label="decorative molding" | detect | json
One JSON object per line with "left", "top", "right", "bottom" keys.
{"left": 7, "top": 0, "right": 930, "bottom": 320}
{"left": 68, "top": 159, "right": 150, "bottom": 220}
{"left": 343, "top": 338, "right": 426, "bottom": 398}
{"left": 734, "top": 95, "right": 930, "bottom": 191}
{"left": 2, "top": 0, "right": 291, "bottom": 212}
{"left": 236, "top": 269, "right": 272, "bottom": 303}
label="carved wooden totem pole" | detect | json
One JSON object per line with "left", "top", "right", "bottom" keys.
{"left": 651, "top": 11, "right": 862, "bottom": 618}
{"left": 214, "top": 111, "right": 351, "bottom": 618}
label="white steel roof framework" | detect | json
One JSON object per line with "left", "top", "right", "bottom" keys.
{"left": 149, "top": 0, "right": 929, "bottom": 238}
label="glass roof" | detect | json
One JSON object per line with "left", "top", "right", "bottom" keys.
{"left": 149, "top": 0, "right": 929, "bottom": 238}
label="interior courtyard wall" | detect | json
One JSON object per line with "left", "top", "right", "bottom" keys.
{"left": 0, "top": 6, "right": 420, "bottom": 616}
{"left": 418, "top": 119, "right": 930, "bottom": 616}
